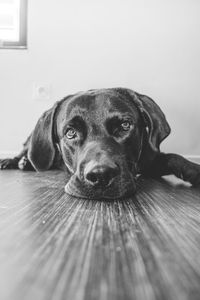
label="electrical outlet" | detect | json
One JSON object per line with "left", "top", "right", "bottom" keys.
{"left": 32, "top": 83, "right": 52, "bottom": 101}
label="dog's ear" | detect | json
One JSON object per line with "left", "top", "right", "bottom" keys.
{"left": 116, "top": 88, "right": 171, "bottom": 153}
{"left": 123, "top": 89, "right": 171, "bottom": 170}
{"left": 28, "top": 102, "right": 59, "bottom": 171}
{"left": 136, "top": 93, "right": 171, "bottom": 153}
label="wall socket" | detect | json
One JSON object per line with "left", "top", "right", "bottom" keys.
{"left": 32, "top": 83, "right": 52, "bottom": 101}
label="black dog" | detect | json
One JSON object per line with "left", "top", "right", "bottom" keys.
{"left": 1, "top": 88, "right": 200, "bottom": 199}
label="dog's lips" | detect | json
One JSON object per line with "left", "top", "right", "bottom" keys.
{"left": 64, "top": 173, "right": 136, "bottom": 200}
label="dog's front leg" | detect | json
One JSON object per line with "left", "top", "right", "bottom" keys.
{"left": 0, "top": 150, "right": 33, "bottom": 170}
{"left": 0, "top": 135, "right": 34, "bottom": 171}
{"left": 143, "top": 153, "right": 200, "bottom": 186}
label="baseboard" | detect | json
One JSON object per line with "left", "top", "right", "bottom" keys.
{"left": 184, "top": 155, "right": 200, "bottom": 163}
{"left": 0, "top": 151, "right": 200, "bottom": 163}
{"left": 0, "top": 151, "right": 18, "bottom": 158}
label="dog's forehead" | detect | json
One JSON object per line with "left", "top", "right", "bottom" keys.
{"left": 64, "top": 90, "right": 138, "bottom": 119}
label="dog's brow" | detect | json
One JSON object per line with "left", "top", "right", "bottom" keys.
{"left": 67, "top": 115, "right": 85, "bottom": 125}
{"left": 107, "top": 112, "right": 134, "bottom": 120}
{"left": 67, "top": 107, "right": 87, "bottom": 121}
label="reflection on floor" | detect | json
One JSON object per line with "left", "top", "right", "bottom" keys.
{"left": 0, "top": 170, "right": 200, "bottom": 300}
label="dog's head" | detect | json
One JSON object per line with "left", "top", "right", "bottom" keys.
{"left": 28, "top": 88, "right": 170, "bottom": 199}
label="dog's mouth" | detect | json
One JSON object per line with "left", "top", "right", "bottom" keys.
{"left": 64, "top": 173, "right": 136, "bottom": 200}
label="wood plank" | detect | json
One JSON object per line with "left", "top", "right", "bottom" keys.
{"left": 0, "top": 170, "right": 200, "bottom": 300}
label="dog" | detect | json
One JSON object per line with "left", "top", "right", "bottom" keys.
{"left": 1, "top": 88, "right": 200, "bottom": 199}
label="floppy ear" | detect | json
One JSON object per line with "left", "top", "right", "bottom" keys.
{"left": 135, "top": 92, "right": 171, "bottom": 152}
{"left": 115, "top": 88, "right": 171, "bottom": 154}
{"left": 28, "top": 103, "right": 59, "bottom": 171}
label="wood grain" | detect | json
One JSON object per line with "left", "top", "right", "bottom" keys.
{"left": 0, "top": 170, "right": 200, "bottom": 300}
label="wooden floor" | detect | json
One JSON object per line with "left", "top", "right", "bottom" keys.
{"left": 0, "top": 170, "right": 200, "bottom": 300}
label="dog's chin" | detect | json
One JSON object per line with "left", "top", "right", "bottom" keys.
{"left": 64, "top": 174, "right": 136, "bottom": 200}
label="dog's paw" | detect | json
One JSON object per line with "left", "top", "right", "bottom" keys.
{"left": 0, "top": 158, "right": 18, "bottom": 170}
{"left": 191, "top": 172, "right": 200, "bottom": 187}
{"left": 185, "top": 165, "right": 200, "bottom": 187}
{"left": 18, "top": 156, "right": 34, "bottom": 171}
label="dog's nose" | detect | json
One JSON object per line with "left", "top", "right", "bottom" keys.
{"left": 85, "top": 163, "right": 119, "bottom": 187}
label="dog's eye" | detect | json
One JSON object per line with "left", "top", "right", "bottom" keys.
{"left": 121, "top": 121, "right": 131, "bottom": 131}
{"left": 66, "top": 128, "right": 77, "bottom": 139}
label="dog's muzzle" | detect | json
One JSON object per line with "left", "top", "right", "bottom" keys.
{"left": 63, "top": 141, "right": 137, "bottom": 199}
{"left": 64, "top": 160, "right": 136, "bottom": 199}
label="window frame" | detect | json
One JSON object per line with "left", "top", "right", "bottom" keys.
{"left": 0, "top": 0, "right": 28, "bottom": 49}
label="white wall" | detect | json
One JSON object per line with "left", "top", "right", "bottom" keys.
{"left": 0, "top": 0, "right": 200, "bottom": 155}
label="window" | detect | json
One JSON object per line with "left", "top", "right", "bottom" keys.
{"left": 0, "top": 0, "right": 27, "bottom": 49}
